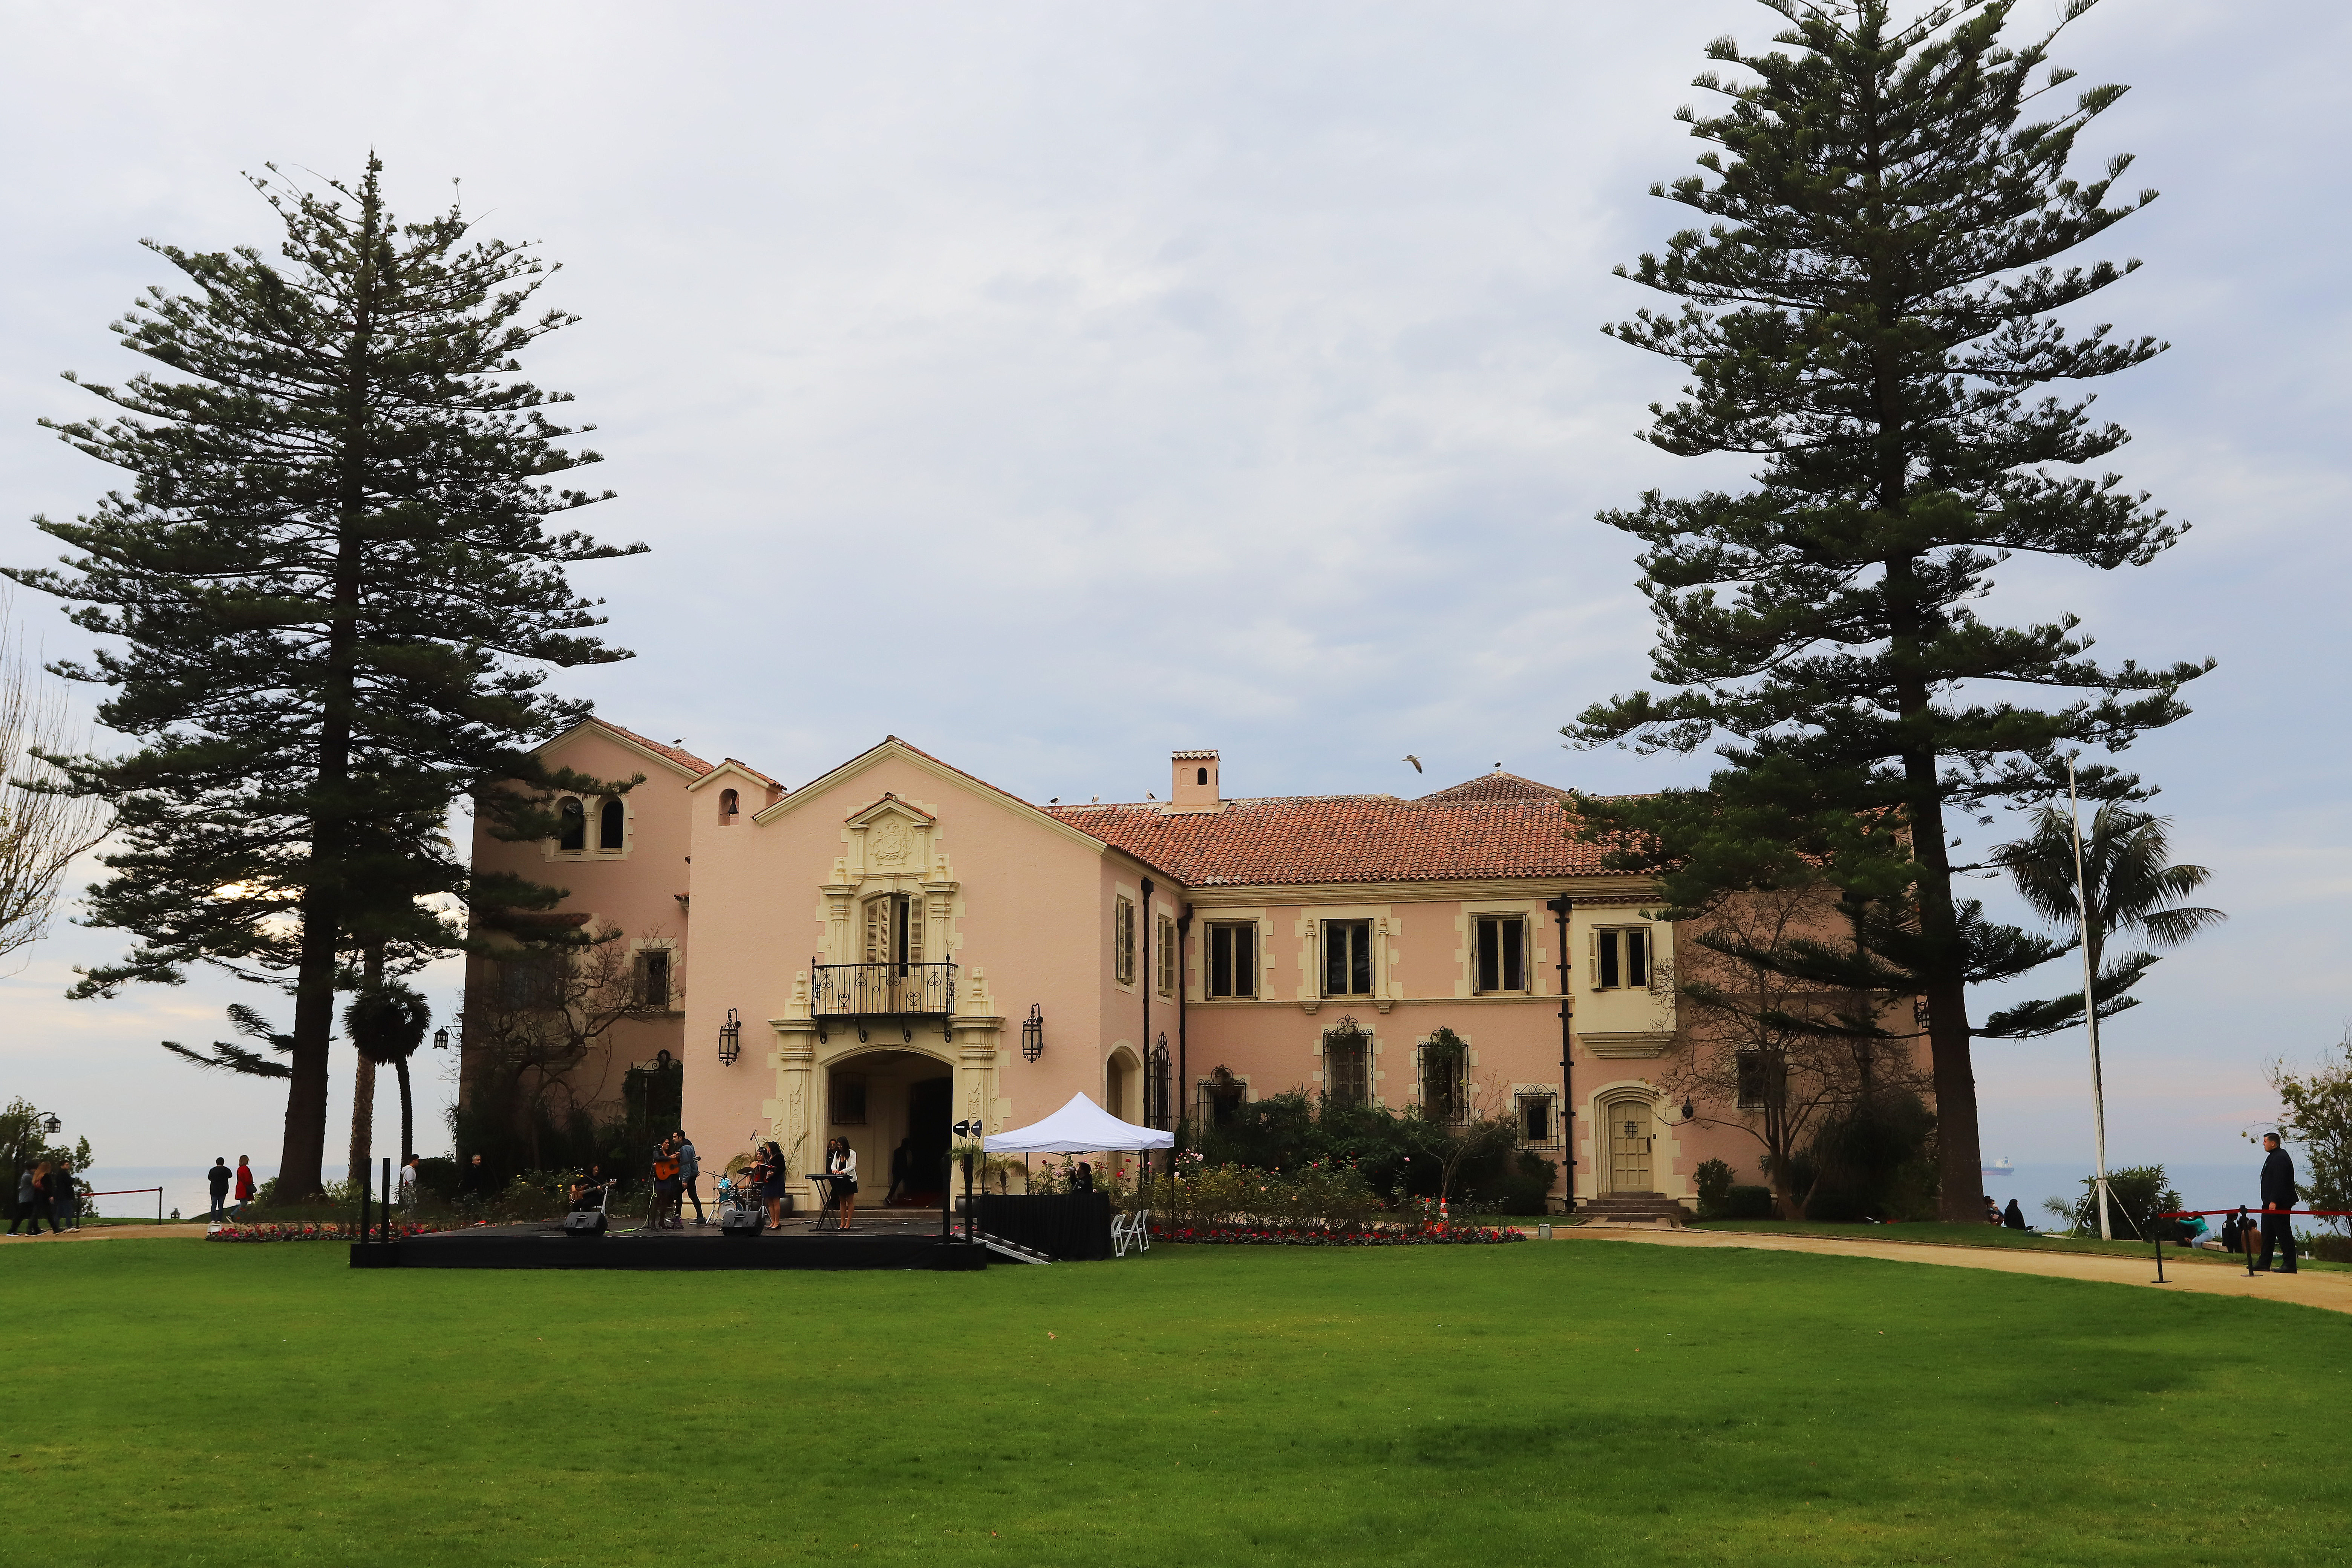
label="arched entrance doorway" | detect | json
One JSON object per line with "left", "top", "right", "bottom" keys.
{"left": 825, "top": 1048, "right": 953, "bottom": 1209}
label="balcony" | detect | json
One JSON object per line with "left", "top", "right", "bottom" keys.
{"left": 811, "top": 959, "right": 957, "bottom": 1042}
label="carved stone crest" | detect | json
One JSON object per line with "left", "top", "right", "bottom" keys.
{"left": 870, "top": 818, "right": 912, "bottom": 864}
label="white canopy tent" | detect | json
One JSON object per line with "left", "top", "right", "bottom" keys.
{"left": 985, "top": 1093, "right": 1174, "bottom": 1155}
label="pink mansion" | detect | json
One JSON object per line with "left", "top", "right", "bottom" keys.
{"left": 465, "top": 717, "right": 1769, "bottom": 1216}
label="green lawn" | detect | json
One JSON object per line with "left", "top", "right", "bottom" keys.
{"left": 1684, "top": 1218, "right": 2351, "bottom": 1270}
{"left": 6, "top": 1238, "right": 2348, "bottom": 1566}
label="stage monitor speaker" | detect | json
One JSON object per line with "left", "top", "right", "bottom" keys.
{"left": 720, "top": 1210, "right": 766, "bottom": 1237}
{"left": 562, "top": 1211, "right": 607, "bottom": 1238}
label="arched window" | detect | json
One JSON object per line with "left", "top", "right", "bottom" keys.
{"left": 557, "top": 798, "right": 585, "bottom": 852}
{"left": 598, "top": 798, "right": 625, "bottom": 851}
{"left": 718, "top": 788, "right": 739, "bottom": 824}
{"left": 1196, "top": 767, "right": 1208, "bottom": 786}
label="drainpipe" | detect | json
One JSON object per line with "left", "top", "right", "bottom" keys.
{"left": 1139, "top": 876, "right": 1153, "bottom": 1185}
{"left": 1177, "top": 903, "right": 1192, "bottom": 1171}
{"left": 1546, "top": 895, "right": 1575, "bottom": 1215}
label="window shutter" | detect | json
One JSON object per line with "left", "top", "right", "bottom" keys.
{"left": 864, "top": 897, "right": 888, "bottom": 964}
{"left": 906, "top": 896, "right": 925, "bottom": 965}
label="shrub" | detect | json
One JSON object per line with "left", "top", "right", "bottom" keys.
{"left": 413, "top": 1156, "right": 459, "bottom": 1202}
{"left": 2062, "top": 1165, "right": 2182, "bottom": 1240}
{"left": 1724, "top": 1185, "right": 1775, "bottom": 1219}
{"left": 1694, "top": 1159, "right": 1736, "bottom": 1217}
{"left": 1136, "top": 1156, "right": 1385, "bottom": 1232}
{"left": 1194, "top": 1088, "right": 1536, "bottom": 1205}
{"left": 1807, "top": 1094, "right": 1938, "bottom": 1220}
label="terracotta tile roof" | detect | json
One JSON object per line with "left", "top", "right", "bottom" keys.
{"left": 1415, "top": 770, "right": 1571, "bottom": 803}
{"left": 1047, "top": 779, "right": 1615, "bottom": 887}
{"left": 712, "top": 756, "right": 785, "bottom": 792}
{"left": 577, "top": 716, "right": 713, "bottom": 776}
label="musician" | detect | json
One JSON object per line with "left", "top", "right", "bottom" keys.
{"left": 568, "top": 1166, "right": 608, "bottom": 1211}
{"left": 756, "top": 1142, "right": 789, "bottom": 1229}
{"left": 651, "top": 1138, "right": 683, "bottom": 1231}
{"left": 827, "top": 1136, "right": 859, "bottom": 1231}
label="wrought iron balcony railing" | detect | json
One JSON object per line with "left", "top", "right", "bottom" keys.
{"left": 811, "top": 959, "right": 957, "bottom": 1042}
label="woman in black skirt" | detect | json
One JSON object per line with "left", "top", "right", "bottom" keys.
{"left": 758, "top": 1142, "right": 789, "bottom": 1228}
{"left": 827, "top": 1136, "right": 859, "bottom": 1231}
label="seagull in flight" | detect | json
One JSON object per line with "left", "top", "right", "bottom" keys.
{"left": 1403, "top": 755, "right": 1423, "bottom": 774}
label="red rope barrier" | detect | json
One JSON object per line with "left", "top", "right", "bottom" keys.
{"left": 83, "top": 1187, "right": 164, "bottom": 1198}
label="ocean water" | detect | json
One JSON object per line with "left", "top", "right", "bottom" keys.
{"left": 1984, "top": 1161, "right": 2279, "bottom": 1225}
{"left": 76, "top": 1164, "right": 279, "bottom": 1222}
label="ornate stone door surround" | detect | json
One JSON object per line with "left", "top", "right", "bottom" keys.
{"left": 762, "top": 969, "right": 1004, "bottom": 1209}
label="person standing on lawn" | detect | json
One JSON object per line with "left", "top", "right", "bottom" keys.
{"left": 8, "top": 1162, "right": 50, "bottom": 1236}
{"left": 206, "top": 1158, "right": 232, "bottom": 1223}
{"left": 2256, "top": 1132, "right": 2299, "bottom": 1274}
{"left": 397, "top": 1153, "right": 421, "bottom": 1207}
{"left": 676, "top": 1132, "right": 704, "bottom": 1226}
{"left": 51, "top": 1159, "right": 78, "bottom": 1232}
{"left": 233, "top": 1156, "right": 256, "bottom": 1219}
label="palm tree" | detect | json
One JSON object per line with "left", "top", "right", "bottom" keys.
{"left": 1992, "top": 799, "right": 2224, "bottom": 1236}
{"left": 1993, "top": 802, "right": 2225, "bottom": 1018}
{"left": 346, "top": 981, "right": 432, "bottom": 1170}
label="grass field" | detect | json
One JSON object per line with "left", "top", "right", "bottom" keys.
{"left": 6, "top": 1238, "right": 2348, "bottom": 1567}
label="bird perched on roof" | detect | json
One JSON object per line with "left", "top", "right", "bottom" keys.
{"left": 1147, "top": 791, "right": 1156, "bottom": 799}
{"left": 1403, "top": 755, "right": 1423, "bottom": 773}
{"left": 1048, "top": 798, "right": 1058, "bottom": 805}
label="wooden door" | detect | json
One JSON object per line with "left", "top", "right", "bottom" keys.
{"left": 1609, "top": 1101, "right": 1653, "bottom": 1193}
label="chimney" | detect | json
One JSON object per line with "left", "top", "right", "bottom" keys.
{"left": 1169, "top": 749, "right": 1221, "bottom": 813}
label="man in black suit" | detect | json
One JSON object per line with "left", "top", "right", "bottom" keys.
{"left": 2255, "top": 1132, "right": 2299, "bottom": 1274}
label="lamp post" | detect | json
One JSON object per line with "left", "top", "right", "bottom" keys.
{"left": 432, "top": 1026, "right": 450, "bottom": 1051}
{"left": 39, "top": 1112, "right": 61, "bottom": 1138}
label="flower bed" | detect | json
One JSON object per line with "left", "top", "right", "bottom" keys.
{"left": 207, "top": 1220, "right": 470, "bottom": 1242}
{"left": 1150, "top": 1220, "right": 1526, "bottom": 1246}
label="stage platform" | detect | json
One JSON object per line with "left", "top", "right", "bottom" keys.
{"left": 353, "top": 1214, "right": 989, "bottom": 1271}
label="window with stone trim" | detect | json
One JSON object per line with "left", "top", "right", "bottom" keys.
{"left": 1323, "top": 1022, "right": 1370, "bottom": 1109}
{"left": 1593, "top": 925, "right": 1651, "bottom": 989}
{"left": 1207, "top": 921, "right": 1256, "bottom": 998}
{"left": 1475, "top": 916, "right": 1527, "bottom": 993}
{"left": 634, "top": 948, "right": 672, "bottom": 1010}
{"left": 1322, "top": 919, "right": 1374, "bottom": 997}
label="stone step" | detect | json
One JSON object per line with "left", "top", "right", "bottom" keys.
{"left": 1576, "top": 1193, "right": 1691, "bottom": 1222}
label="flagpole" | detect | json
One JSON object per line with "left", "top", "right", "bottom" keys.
{"left": 2068, "top": 758, "right": 2112, "bottom": 1242}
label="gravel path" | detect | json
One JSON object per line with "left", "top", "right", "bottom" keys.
{"left": 1545, "top": 1223, "right": 2352, "bottom": 1315}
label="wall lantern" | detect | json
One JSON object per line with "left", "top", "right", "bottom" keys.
{"left": 432, "top": 1027, "right": 450, "bottom": 1051}
{"left": 1020, "top": 1004, "right": 1045, "bottom": 1063}
{"left": 718, "top": 1008, "right": 743, "bottom": 1066}
{"left": 1680, "top": 1097, "right": 1696, "bottom": 1123}
{"left": 656, "top": 1048, "right": 674, "bottom": 1072}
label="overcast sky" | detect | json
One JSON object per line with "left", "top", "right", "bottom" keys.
{"left": 1, "top": 2, "right": 2344, "bottom": 1208}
